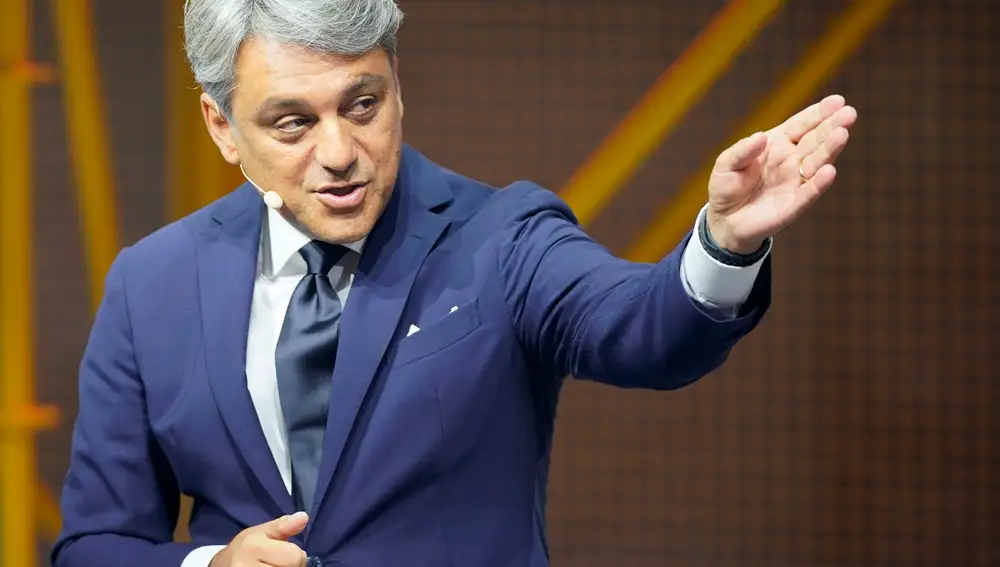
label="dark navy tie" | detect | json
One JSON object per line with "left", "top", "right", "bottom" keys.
{"left": 275, "top": 241, "right": 348, "bottom": 512}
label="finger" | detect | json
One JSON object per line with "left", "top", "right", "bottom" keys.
{"left": 795, "top": 105, "right": 857, "bottom": 158}
{"left": 245, "top": 535, "right": 309, "bottom": 566}
{"left": 714, "top": 131, "right": 767, "bottom": 172}
{"left": 795, "top": 163, "right": 837, "bottom": 212}
{"left": 261, "top": 511, "right": 309, "bottom": 540}
{"left": 799, "top": 127, "right": 849, "bottom": 179}
{"left": 260, "top": 540, "right": 308, "bottom": 567}
{"left": 781, "top": 94, "right": 845, "bottom": 142}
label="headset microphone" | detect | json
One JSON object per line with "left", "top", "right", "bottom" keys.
{"left": 239, "top": 163, "right": 284, "bottom": 210}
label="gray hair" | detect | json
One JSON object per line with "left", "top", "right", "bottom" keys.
{"left": 183, "top": 0, "right": 404, "bottom": 117}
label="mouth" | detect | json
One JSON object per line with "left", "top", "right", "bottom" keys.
{"left": 314, "top": 182, "right": 367, "bottom": 211}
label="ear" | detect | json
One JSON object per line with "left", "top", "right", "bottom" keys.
{"left": 199, "top": 93, "right": 241, "bottom": 165}
{"left": 391, "top": 54, "right": 403, "bottom": 120}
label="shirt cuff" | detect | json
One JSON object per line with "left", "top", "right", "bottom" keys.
{"left": 681, "top": 204, "right": 769, "bottom": 309}
{"left": 180, "top": 545, "right": 226, "bottom": 567}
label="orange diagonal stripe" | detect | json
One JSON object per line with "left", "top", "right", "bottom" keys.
{"left": 560, "top": 0, "right": 784, "bottom": 226}
{"left": 627, "top": 0, "right": 898, "bottom": 262}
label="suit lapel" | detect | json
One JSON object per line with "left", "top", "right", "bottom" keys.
{"left": 310, "top": 146, "right": 453, "bottom": 518}
{"left": 198, "top": 185, "right": 295, "bottom": 516}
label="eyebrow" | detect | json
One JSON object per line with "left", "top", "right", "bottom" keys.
{"left": 255, "top": 73, "right": 389, "bottom": 119}
{"left": 342, "top": 73, "right": 389, "bottom": 98}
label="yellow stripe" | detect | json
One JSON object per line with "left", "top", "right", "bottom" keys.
{"left": 165, "top": 0, "right": 200, "bottom": 220}
{"left": 626, "top": 0, "right": 897, "bottom": 262}
{"left": 0, "top": 0, "right": 38, "bottom": 563}
{"left": 52, "top": 0, "right": 121, "bottom": 311}
{"left": 166, "top": 0, "right": 245, "bottom": 220}
{"left": 559, "top": 0, "right": 784, "bottom": 226}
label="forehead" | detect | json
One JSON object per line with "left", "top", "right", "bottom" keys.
{"left": 231, "top": 37, "right": 393, "bottom": 108}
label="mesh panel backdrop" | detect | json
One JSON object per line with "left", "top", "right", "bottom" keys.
{"left": 18, "top": 0, "right": 999, "bottom": 565}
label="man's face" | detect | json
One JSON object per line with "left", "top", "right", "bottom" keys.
{"left": 203, "top": 37, "right": 404, "bottom": 244}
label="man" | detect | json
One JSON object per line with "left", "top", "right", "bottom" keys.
{"left": 52, "top": 0, "right": 856, "bottom": 566}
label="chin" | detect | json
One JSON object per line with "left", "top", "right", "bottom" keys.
{"left": 307, "top": 214, "right": 377, "bottom": 245}
{"left": 308, "top": 224, "right": 367, "bottom": 245}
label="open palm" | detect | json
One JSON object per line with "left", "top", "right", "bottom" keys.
{"left": 706, "top": 95, "right": 858, "bottom": 252}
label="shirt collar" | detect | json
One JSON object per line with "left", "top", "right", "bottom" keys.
{"left": 262, "top": 206, "right": 366, "bottom": 277}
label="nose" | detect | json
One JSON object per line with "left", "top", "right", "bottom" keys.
{"left": 314, "top": 118, "right": 358, "bottom": 178}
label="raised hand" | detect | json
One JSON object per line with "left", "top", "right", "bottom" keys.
{"left": 705, "top": 94, "right": 858, "bottom": 254}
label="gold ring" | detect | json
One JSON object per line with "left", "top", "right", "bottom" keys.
{"left": 798, "top": 164, "right": 809, "bottom": 184}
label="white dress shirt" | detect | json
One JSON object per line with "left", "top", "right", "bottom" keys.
{"left": 181, "top": 203, "right": 768, "bottom": 566}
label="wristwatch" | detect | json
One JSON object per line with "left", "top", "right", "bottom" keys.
{"left": 698, "top": 212, "right": 771, "bottom": 268}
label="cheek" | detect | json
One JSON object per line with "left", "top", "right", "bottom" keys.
{"left": 261, "top": 145, "right": 312, "bottom": 187}
{"left": 376, "top": 128, "right": 403, "bottom": 185}
{"left": 362, "top": 108, "right": 402, "bottom": 162}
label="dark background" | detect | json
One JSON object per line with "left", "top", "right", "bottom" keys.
{"left": 12, "top": 0, "right": 999, "bottom": 565}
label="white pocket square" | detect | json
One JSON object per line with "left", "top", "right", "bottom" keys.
{"left": 407, "top": 306, "right": 460, "bottom": 337}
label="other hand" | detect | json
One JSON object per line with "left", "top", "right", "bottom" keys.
{"left": 705, "top": 94, "right": 858, "bottom": 253}
{"left": 210, "top": 511, "right": 310, "bottom": 567}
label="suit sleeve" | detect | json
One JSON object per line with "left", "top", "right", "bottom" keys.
{"left": 498, "top": 185, "right": 771, "bottom": 389}
{"left": 51, "top": 247, "right": 200, "bottom": 567}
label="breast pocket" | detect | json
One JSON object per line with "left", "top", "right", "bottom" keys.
{"left": 393, "top": 298, "right": 482, "bottom": 368}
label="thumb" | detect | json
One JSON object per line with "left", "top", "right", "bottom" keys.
{"left": 261, "top": 511, "right": 309, "bottom": 540}
{"left": 715, "top": 131, "right": 766, "bottom": 172}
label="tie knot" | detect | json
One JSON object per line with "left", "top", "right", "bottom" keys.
{"left": 299, "top": 241, "right": 348, "bottom": 274}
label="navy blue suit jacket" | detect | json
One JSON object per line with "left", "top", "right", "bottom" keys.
{"left": 53, "top": 145, "right": 770, "bottom": 566}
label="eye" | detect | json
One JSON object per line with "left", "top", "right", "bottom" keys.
{"left": 346, "top": 96, "right": 378, "bottom": 119}
{"left": 274, "top": 116, "right": 311, "bottom": 133}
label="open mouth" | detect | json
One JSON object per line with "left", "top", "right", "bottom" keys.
{"left": 315, "top": 183, "right": 367, "bottom": 210}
